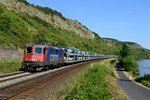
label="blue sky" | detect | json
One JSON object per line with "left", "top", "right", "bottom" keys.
{"left": 27, "top": 0, "right": 150, "bottom": 49}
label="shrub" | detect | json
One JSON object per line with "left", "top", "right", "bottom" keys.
{"left": 110, "top": 59, "right": 117, "bottom": 64}
{"left": 136, "top": 74, "right": 150, "bottom": 88}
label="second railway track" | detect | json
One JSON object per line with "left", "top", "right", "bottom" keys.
{"left": 0, "top": 71, "right": 32, "bottom": 83}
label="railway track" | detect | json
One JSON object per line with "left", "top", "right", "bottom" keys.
{"left": 0, "top": 71, "right": 32, "bottom": 83}
{"left": 0, "top": 60, "right": 102, "bottom": 100}
{"left": 0, "top": 71, "right": 24, "bottom": 77}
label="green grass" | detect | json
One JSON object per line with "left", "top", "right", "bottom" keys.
{"left": 65, "top": 59, "right": 114, "bottom": 100}
{"left": 0, "top": 60, "right": 22, "bottom": 74}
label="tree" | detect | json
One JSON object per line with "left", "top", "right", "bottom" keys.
{"left": 118, "top": 43, "right": 139, "bottom": 76}
{"left": 119, "top": 43, "right": 130, "bottom": 58}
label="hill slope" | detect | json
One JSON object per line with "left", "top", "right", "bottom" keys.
{"left": 0, "top": 0, "right": 150, "bottom": 59}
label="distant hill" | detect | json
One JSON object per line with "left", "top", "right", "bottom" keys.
{"left": 0, "top": 0, "right": 150, "bottom": 59}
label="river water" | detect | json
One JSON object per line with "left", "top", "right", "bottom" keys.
{"left": 138, "top": 59, "right": 150, "bottom": 77}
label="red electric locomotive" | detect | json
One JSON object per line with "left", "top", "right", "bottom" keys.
{"left": 22, "top": 44, "right": 64, "bottom": 71}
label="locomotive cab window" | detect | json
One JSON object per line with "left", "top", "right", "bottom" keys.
{"left": 26, "top": 47, "right": 32, "bottom": 53}
{"left": 35, "top": 47, "right": 42, "bottom": 54}
{"left": 43, "top": 48, "right": 47, "bottom": 54}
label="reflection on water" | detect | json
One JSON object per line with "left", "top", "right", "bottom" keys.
{"left": 138, "top": 59, "right": 150, "bottom": 77}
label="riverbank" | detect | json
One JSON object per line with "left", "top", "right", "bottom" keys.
{"left": 123, "top": 70, "right": 150, "bottom": 90}
{"left": 135, "top": 74, "right": 150, "bottom": 89}
{"left": 122, "top": 59, "right": 150, "bottom": 89}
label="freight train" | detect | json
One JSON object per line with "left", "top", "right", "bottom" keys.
{"left": 21, "top": 44, "right": 114, "bottom": 71}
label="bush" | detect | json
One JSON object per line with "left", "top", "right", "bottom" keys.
{"left": 110, "top": 59, "right": 117, "bottom": 64}
{"left": 136, "top": 74, "right": 150, "bottom": 88}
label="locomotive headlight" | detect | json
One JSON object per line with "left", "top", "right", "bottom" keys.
{"left": 32, "top": 58, "right": 36, "bottom": 61}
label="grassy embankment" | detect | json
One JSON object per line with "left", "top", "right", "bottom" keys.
{"left": 0, "top": 60, "right": 21, "bottom": 74}
{"left": 54, "top": 59, "right": 128, "bottom": 100}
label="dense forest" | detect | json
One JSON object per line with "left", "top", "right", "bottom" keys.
{"left": 0, "top": 0, "right": 150, "bottom": 59}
